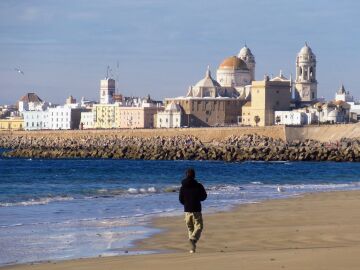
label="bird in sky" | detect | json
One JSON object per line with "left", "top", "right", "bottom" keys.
{"left": 14, "top": 67, "right": 24, "bottom": 75}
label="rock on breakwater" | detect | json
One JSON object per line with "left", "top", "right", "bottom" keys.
{"left": 1, "top": 134, "right": 360, "bottom": 162}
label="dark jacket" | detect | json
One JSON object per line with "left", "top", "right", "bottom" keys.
{"left": 179, "top": 177, "right": 207, "bottom": 212}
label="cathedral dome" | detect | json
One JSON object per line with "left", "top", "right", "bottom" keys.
{"left": 219, "top": 56, "right": 248, "bottom": 70}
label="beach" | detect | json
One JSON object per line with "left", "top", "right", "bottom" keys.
{"left": 2, "top": 190, "right": 360, "bottom": 270}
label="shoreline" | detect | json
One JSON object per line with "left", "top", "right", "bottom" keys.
{"left": 2, "top": 189, "right": 360, "bottom": 270}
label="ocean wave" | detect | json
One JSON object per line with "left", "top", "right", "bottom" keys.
{"left": 207, "top": 184, "right": 244, "bottom": 194}
{"left": 93, "top": 186, "right": 159, "bottom": 196}
{"left": 0, "top": 196, "right": 74, "bottom": 207}
{"left": 92, "top": 186, "right": 182, "bottom": 197}
{"left": 2, "top": 182, "right": 359, "bottom": 208}
{"left": 250, "top": 181, "right": 263, "bottom": 185}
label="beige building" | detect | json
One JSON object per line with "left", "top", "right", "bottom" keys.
{"left": 0, "top": 117, "right": 24, "bottom": 130}
{"left": 93, "top": 104, "right": 119, "bottom": 129}
{"left": 93, "top": 103, "right": 162, "bottom": 129}
{"left": 117, "top": 106, "right": 160, "bottom": 128}
{"left": 242, "top": 74, "right": 292, "bottom": 126}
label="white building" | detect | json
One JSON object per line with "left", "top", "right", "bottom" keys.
{"left": 274, "top": 111, "right": 313, "bottom": 125}
{"left": 335, "top": 84, "right": 354, "bottom": 102}
{"left": 18, "top": 92, "right": 49, "bottom": 113}
{"left": 156, "top": 102, "right": 182, "bottom": 128}
{"left": 23, "top": 106, "right": 85, "bottom": 130}
{"left": 348, "top": 101, "right": 360, "bottom": 121}
{"left": 23, "top": 110, "right": 50, "bottom": 130}
{"left": 80, "top": 111, "right": 95, "bottom": 129}
{"left": 47, "top": 106, "right": 84, "bottom": 130}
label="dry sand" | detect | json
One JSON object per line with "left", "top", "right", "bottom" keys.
{"left": 2, "top": 191, "right": 360, "bottom": 270}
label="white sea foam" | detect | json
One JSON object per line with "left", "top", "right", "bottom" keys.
{"left": 0, "top": 196, "right": 74, "bottom": 207}
{"left": 127, "top": 188, "right": 138, "bottom": 194}
{"left": 126, "top": 187, "right": 157, "bottom": 194}
{"left": 250, "top": 181, "right": 263, "bottom": 185}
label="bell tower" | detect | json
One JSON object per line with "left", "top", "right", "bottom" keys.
{"left": 238, "top": 45, "right": 256, "bottom": 81}
{"left": 294, "top": 43, "right": 317, "bottom": 103}
{"left": 100, "top": 66, "right": 115, "bottom": 104}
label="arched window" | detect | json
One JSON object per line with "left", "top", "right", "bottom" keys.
{"left": 299, "top": 67, "right": 302, "bottom": 76}
{"left": 310, "top": 67, "right": 314, "bottom": 78}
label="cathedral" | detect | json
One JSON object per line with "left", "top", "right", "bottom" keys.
{"left": 165, "top": 43, "right": 319, "bottom": 127}
{"left": 186, "top": 45, "right": 255, "bottom": 100}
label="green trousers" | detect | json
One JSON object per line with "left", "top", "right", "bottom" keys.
{"left": 184, "top": 212, "right": 203, "bottom": 242}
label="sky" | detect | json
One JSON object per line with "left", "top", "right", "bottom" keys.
{"left": 0, "top": 0, "right": 359, "bottom": 104}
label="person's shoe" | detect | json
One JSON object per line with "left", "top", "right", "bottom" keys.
{"left": 189, "top": 239, "right": 196, "bottom": 253}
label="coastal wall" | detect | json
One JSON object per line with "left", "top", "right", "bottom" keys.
{"left": 0, "top": 126, "right": 286, "bottom": 142}
{"left": 285, "top": 123, "right": 360, "bottom": 142}
{"left": 1, "top": 124, "right": 360, "bottom": 143}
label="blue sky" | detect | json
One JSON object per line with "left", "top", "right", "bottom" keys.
{"left": 0, "top": 0, "right": 359, "bottom": 104}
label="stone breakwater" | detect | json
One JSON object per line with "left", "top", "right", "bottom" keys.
{"left": 1, "top": 134, "right": 360, "bottom": 162}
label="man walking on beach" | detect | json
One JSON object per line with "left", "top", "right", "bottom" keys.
{"left": 179, "top": 168, "right": 207, "bottom": 253}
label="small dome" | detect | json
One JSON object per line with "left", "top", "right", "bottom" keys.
{"left": 194, "top": 67, "right": 221, "bottom": 88}
{"left": 299, "top": 42, "right": 314, "bottom": 55}
{"left": 219, "top": 56, "right": 248, "bottom": 70}
{"left": 238, "top": 46, "right": 253, "bottom": 58}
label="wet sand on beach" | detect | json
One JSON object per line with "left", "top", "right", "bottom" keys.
{"left": 3, "top": 190, "right": 360, "bottom": 270}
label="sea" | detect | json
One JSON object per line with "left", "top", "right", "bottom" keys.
{"left": 1, "top": 156, "right": 360, "bottom": 266}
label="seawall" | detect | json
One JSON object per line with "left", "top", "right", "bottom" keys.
{"left": 0, "top": 126, "right": 286, "bottom": 142}
{"left": 1, "top": 124, "right": 360, "bottom": 142}
{"left": 285, "top": 123, "right": 360, "bottom": 142}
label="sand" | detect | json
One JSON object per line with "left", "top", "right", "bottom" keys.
{"left": 2, "top": 190, "right": 360, "bottom": 270}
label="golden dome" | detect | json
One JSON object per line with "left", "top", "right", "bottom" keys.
{"left": 219, "top": 56, "right": 248, "bottom": 70}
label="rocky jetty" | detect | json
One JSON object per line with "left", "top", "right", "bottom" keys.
{"left": 1, "top": 134, "right": 360, "bottom": 162}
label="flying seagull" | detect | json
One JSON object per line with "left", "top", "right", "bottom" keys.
{"left": 15, "top": 67, "right": 24, "bottom": 75}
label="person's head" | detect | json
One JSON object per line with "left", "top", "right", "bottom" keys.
{"left": 186, "top": 168, "right": 195, "bottom": 179}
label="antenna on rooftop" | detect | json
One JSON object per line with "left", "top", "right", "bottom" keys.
{"left": 115, "top": 60, "right": 120, "bottom": 94}
{"left": 106, "top": 65, "right": 111, "bottom": 79}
